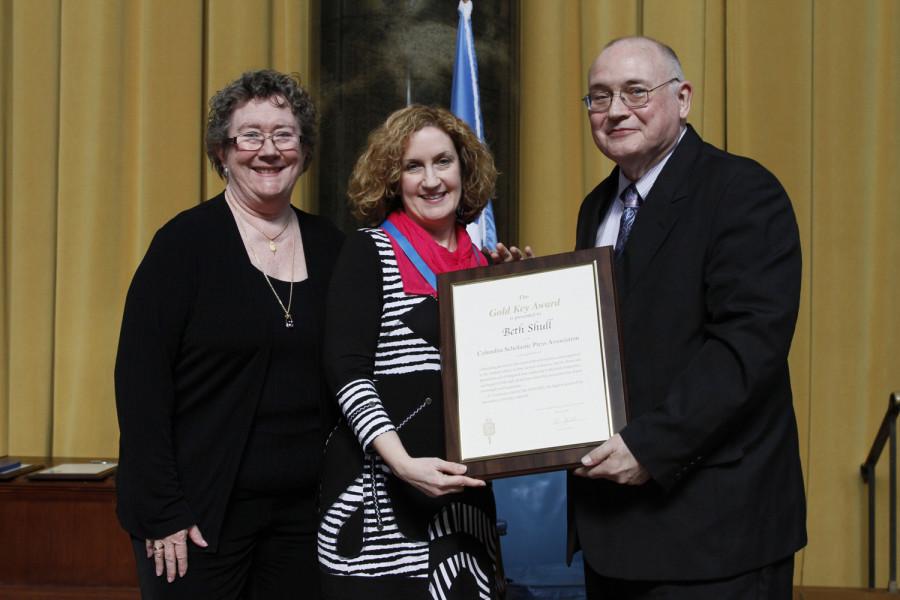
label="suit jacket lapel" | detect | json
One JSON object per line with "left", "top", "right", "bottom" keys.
{"left": 577, "top": 170, "right": 619, "bottom": 251}
{"left": 617, "top": 125, "right": 703, "bottom": 298}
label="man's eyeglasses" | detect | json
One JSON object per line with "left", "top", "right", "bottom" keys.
{"left": 228, "top": 131, "right": 302, "bottom": 152}
{"left": 582, "top": 78, "right": 681, "bottom": 113}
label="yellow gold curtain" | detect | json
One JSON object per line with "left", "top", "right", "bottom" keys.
{"left": 519, "top": 0, "right": 900, "bottom": 588}
{"left": 2, "top": 0, "right": 899, "bottom": 589}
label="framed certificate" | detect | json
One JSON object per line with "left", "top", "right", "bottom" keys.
{"left": 438, "top": 247, "right": 627, "bottom": 479}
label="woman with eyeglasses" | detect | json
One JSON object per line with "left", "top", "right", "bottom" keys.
{"left": 115, "top": 69, "right": 343, "bottom": 599}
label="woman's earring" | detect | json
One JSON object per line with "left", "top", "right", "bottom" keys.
{"left": 224, "top": 166, "right": 230, "bottom": 179}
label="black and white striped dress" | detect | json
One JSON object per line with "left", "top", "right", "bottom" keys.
{"left": 317, "top": 228, "right": 502, "bottom": 599}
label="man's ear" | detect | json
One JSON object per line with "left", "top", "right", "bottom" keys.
{"left": 677, "top": 80, "right": 693, "bottom": 120}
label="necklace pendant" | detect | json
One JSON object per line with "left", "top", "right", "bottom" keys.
{"left": 269, "top": 241, "right": 277, "bottom": 253}
{"left": 285, "top": 314, "right": 294, "bottom": 328}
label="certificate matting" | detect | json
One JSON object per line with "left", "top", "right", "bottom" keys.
{"left": 438, "top": 247, "right": 627, "bottom": 479}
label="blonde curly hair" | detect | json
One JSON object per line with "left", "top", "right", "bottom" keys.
{"left": 348, "top": 105, "right": 497, "bottom": 226}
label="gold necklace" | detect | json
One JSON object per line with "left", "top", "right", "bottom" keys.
{"left": 226, "top": 191, "right": 292, "bottom": 254}
{"left": 248, "top": 218, "right": 291, "bottom": 254}
{"left": 228, "top": 196, "right": 297, "bottom": 328}
{"left": 249, "top": 235, "right": 296, "bottom": 328}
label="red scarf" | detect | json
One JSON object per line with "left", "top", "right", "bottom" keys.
{"left": 384, "top": 211, "right": 486, "bottom": 298}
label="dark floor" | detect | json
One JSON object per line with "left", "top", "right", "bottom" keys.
{"left": 794, "top": 587, "right": 898, "bottom": 599}
{"left": 504, "top": 585, "right": 896, "bottom": 600}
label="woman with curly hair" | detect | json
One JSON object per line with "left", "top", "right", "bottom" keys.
{"left": 317, "top": 105, "right": 527, "bottom": 599}
{"left": 115, "top": 69, "right": 343, "bottom": 598}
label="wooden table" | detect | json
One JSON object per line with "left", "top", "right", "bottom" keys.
{"left": 0, "top": 457, "right": 139, "bottom": 599}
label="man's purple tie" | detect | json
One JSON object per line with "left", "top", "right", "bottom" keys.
{"left": 614, "top": 184, "right": 642, "bottom": 259}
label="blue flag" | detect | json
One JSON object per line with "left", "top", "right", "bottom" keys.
{"left": 450, "top": 6, "right": 580, "bottom": 592}
{"left": 451, "top": 0, "right": 497, "bottom": 251}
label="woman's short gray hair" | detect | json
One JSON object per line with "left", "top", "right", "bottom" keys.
{"left": 205, "top": 69, "right": 317, "bottom": 179}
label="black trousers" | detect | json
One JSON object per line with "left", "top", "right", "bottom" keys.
{"left": 132, "top": 492, "right": 319, "bottom": 600}
{"left": 584, "top": 555, "right": 795, "bottom": 600}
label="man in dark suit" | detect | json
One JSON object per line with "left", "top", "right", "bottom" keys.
{"left": 569, "top": 36, "right": 807, "bottom": 599}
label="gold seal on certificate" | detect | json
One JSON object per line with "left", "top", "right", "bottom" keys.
{"left": 438, "top": 247, "right": 628, "bottom": 479}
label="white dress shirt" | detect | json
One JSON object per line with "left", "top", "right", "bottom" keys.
{"left": 595, "top": 127, "right": 687, "bottom": 248}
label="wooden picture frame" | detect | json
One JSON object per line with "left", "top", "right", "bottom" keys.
{"left": 438, "top": 247, "right": 628, "bottom": 479}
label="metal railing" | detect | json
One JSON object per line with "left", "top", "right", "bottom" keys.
{"left": 861, "top": 391, "right": 900, "bottom": 592}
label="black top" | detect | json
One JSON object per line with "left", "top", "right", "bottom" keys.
{"left": 234, "top": 277, "right": 322, "bottom": 495}
{"left": 115, "top": 194, "right": 343, "bottom": 551}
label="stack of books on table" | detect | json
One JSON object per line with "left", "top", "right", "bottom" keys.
{"left": 0, "top": 457, "right": 21, "bottom": 474}
{"left": 0, "top": 457, "right": 46, "bottom": 480}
